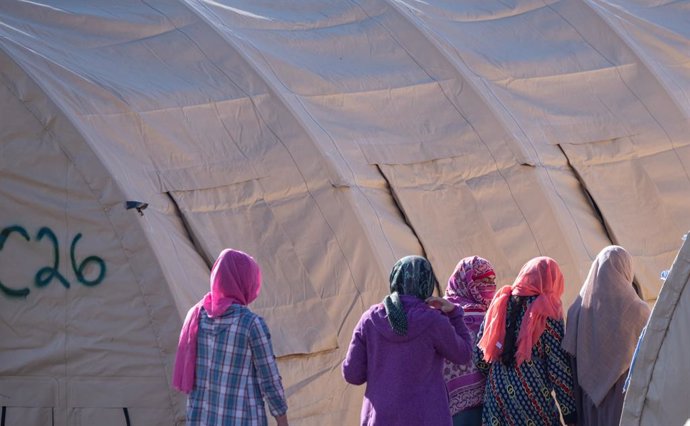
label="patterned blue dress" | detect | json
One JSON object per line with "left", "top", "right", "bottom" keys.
{"left": 473, "top": 296, "right": 577, "bottom": 426}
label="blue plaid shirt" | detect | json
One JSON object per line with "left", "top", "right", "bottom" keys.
{"left": 187, "top": 305, "right": 287, "bottom": 425}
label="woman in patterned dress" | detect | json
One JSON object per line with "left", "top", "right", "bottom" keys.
{"left": 443, "top": 256, "right": 497, "bottom": 425}
{"left": 172, "top": 249, "right": 289, "bottom": 426}
{"left": 474, "top": 257, "right": 577, "bottom": 426}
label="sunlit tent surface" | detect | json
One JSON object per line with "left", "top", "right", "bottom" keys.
{"left": 622, "top": 234, "right": 690, "bottom": 426}
{"left": 1, "top": 1, "right": 689, "bottom": 425}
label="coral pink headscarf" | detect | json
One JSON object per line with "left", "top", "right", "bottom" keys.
{"left": 172, "top": 249, "right": 262, "bottom": 393}
{"left": 478, "top": 256, "right": 564, "bottom": 366}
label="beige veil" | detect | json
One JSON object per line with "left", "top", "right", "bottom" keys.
{"left": 562, "top": 246, "right": 651, "bottom": 406}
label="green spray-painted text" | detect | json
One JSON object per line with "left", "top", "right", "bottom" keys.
{"left": 0, "top": 225, "right": 106, "bottom": 299}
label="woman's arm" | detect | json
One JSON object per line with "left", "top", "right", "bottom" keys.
{"left": 250, "top": 316, "right": 288, "bottom": 419}
{"left": 473, "top": 319, "right": 490, "bottom": 375}
{"left": 426, "top": 297, "right": 472, "bottom": 365}
{"left": 544, "top": 318, "right": 577, "bottom": 425}
{"left": 342, "top": 314, "right": 368, "bottom": 385}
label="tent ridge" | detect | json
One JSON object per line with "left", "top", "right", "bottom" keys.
{"left": 380, "top": 0, "right": 539, "bottom": 165}
{"left": 180, "top": 0, "right": 357, "bottom": 189}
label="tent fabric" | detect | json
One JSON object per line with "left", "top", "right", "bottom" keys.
{"left": 621, "top": 233, "right": 690, "bottom": 426}
{"left": 0, "top": 46, "right": 186, "bottom": 425}
{"left": 585, "top": 0, "right": 690, "bottom": 120}
{"left": 1, "top": 1, "right": 689, "bottom": 425}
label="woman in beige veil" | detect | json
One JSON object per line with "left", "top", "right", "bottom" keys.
{"left": 562, "top": 246, "right": 651, "bottom": 425}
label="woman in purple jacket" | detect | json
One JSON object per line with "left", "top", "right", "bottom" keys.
{"left": 342, "top": 255, "right": 473, "bottom": 426}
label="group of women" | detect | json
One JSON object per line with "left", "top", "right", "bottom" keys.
{"left": 342, "top": 246, "right": 651, "bottom": 426}
{"left": 171, "top": 245, "right": 650, "bottom": 426}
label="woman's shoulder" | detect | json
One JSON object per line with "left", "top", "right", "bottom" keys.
{"left": 348, "top": 303, "right": 383, "bottom": 329}
{"left": 359, "top": 303, "right": 386, "bottom": 324}
{"left": 240, "top": 305, "right": 265, "bottom": 321}
{"left": 223, "top": 305, "right": 266, "bottom": 329}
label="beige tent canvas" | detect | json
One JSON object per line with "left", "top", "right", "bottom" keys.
{"left": 621, "top": 233, "right": 690, "bottom": 426}
{"left": 0, "top": 1, "right": 689, "bottom": 425}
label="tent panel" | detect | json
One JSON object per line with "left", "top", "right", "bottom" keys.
{"left": 302, "top": 81, "right": 482, "bottom": 166}
{"left": 486, "top": 63, "right": 648, "bottom": 145}
{"left": 184, "top": 0, "right": 512, "bottom": 183}
{"left": 379, "top": 159, "right": 601, "bottom": 304}
{"left": 387, "top": 0, "right": 647, "bottom": 147}
{"left": 0, "top": 89, "right": 161, "bottom": 378}
{"left": 275, "top": 349, "right": 364, "bottom": 425}
{"left": 184, "top": 0, "right": 435, "bottom": 97}
{"left": 586, "top": 0, "right": 690, "bottom": 118}
{"left": 2, "top": 408, "right": 53, "bottom": 426}
{"left": 380, "top": 162, "right": 516, "bottom": 282}
{"left": 561, "top": 142, "right": 690, "bottom": 299}
{"left": 0, "top": 52, "right": 184, "bottom": 423}
{"left": 0, "top": 377, "right": 56, "bottom": 408}
{"left": 169, "top": 182, "right": 339, "bottom": 356}
{"left": 70, "top": 408, "right": 174, "bottom": 426}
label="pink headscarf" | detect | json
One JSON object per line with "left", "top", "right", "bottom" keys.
{"left": 478, "top": 257, "right": 564, "bottom": 366}
{"left": 172, "top": 249, "right": 262, "bottom": 393}
{"left": 445, "top": 256, "right": 496, "bottom": 311}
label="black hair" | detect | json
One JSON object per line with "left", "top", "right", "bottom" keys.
{"left": 501, "top": 296, "right": 527, "bottom": 366}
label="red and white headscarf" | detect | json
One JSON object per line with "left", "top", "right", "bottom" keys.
{"left": 172, "top": 249, "right": 262, "bottom": 393}
{"left": 443, "top": 256, "right": 497, "bottom": 413}
{"left": 445, "top": 256, "right": 496, "bottom": 311}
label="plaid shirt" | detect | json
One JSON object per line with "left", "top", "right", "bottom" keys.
{"left": 187, "top": 305, "right": 287, "bottom": 426}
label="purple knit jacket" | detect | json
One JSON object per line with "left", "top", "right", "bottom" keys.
{"left": 342, "top": 295, "right": 472, "bottom": 426}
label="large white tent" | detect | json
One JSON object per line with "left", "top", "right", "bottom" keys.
{"left": 0, "top": 1, "right": 688, "bottom": 425}
{"left": 622, "top": 233, "right": 690, "bottom": 426}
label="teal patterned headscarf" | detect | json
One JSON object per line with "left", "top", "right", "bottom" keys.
{"left": 383, "top": 256, "right": 439, "bottom": 335}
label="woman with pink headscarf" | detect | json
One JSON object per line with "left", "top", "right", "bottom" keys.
{"left": 473, "top": 257, "right": 577, "bottom": 426}
{"left": 173, "top": 249, "right": 289, "bottom": 426}
{"left": 562, "top": 246, "right": 651, "bottom": 425}
{"left": 442, "top": 256, "right": 497, "bottom": 426}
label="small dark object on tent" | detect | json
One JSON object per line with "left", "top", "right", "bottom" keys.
{"left": 125, "top": 201, "right": 149, "bottom": 216}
